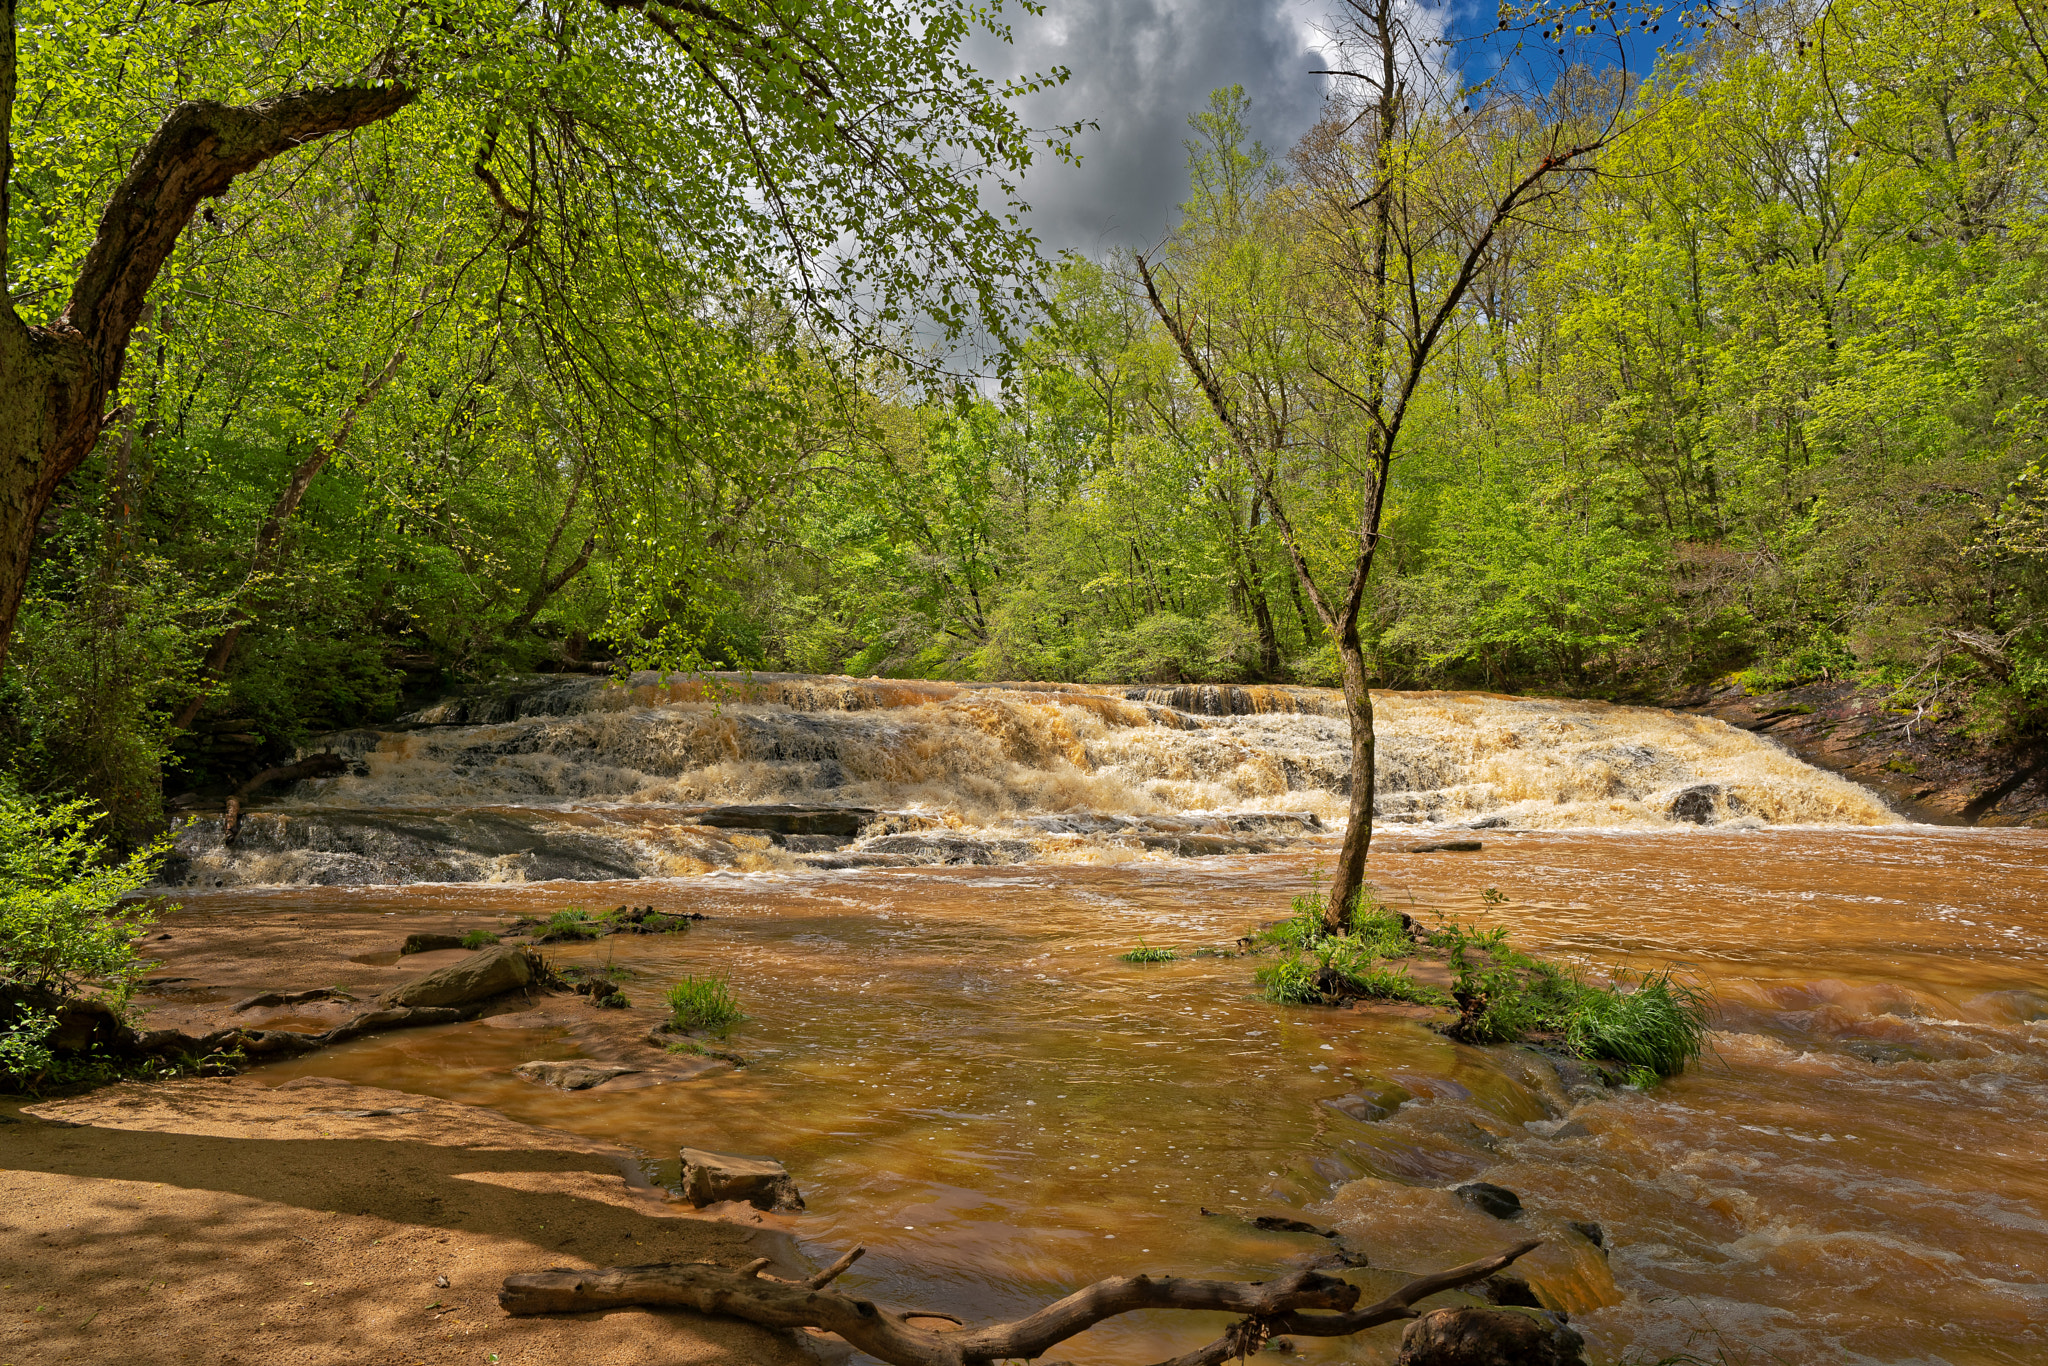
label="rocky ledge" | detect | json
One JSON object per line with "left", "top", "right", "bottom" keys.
{"left": 1675, "top": 678, "right": 2048, "bottom": 825}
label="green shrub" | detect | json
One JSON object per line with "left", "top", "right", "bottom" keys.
{"left": 0, "top": 788, "right": 165, "bottom": 1000}
{"left": 664, "top": 974, "right": 742, "bottom": 1033}
{"left": 1119, "top": 939, "right": 1176, "bottom": 963}
{"left": 459, "top": 929, "right": 500, "bottom": 949}
{"left": 0, "top": 786, "right": 169, "bottom": 1089}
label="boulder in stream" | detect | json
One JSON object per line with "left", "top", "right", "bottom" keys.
{"left": 379, "top": 944, "right": 534, "bottom": 1008}
{"left": 1397, "top": 1306, "right": 1586, "bottom": 1366}
{"left": 678, "top": 1147, "right": 805, "bottom": 1210}
{"left": 515, "top": 1060, "right": 640, "bottom": 1090}
{"left": 1453, "top": 1181, "right": 1524, "bottom": 1220}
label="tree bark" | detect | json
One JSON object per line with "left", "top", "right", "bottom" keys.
{"left": 500, "top": 1239, "right": 1540, "bottom": 1366}
{"left": 0, "top": 38, "right": 414, "bottom": 663}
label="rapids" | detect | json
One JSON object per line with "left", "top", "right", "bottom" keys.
{"left": 147, "top": 676, "right": 2048, "bottom": 1363}
{"left": 165, "top": 674, "right": 1899, "bottom": 887}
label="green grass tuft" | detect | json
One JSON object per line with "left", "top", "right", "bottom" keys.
{"left": 460, "top": 929, "right": 500, "bottom": 949}
{"left": 1119, "top": 939, "right": 1177, "bottom": 963}
{"left": 664, "top": 975, "right": 743, "bottom": 1034}
{"left": 1566, "top": 970, "right": 1713, "bottom": 1079}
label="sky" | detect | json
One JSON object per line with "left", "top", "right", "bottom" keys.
{"left": 969, "top": 0, "right": 1676, "bottom": 261}
{"left": 967, "top": 0, "right": 1337, "bottom": 258}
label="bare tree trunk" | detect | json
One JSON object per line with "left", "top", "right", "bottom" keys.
{"left": 0, "top": 14, "right": 413, "bottom": 663}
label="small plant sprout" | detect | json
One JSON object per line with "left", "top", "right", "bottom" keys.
{"left": 1480, "top": 886, "right": 1508, "bottom": 905}
{"left": 1119, "top": 940, "right": 1176, "bottom": 963}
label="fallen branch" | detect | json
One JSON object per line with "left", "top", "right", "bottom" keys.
{"left": 499, "top": 1238, "right": 1541, "bottom": 1366}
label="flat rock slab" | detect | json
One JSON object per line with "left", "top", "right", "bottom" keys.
{"left": 515, "top": 1060, "right": 641, "bottom": 1090}
{"left": 679, "top": 1147, "right": 804, "bottom": 1211}
{"left": 1403, "top": 840, "right": 1484, "bottom": 853}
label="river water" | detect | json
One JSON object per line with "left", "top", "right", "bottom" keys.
{"left": 164, "top": 678, "right": 2048, "bottom": 1364}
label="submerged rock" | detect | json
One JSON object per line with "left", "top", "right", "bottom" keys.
{"left": 678, "top": 1147, "right": 805, "bottom": 1210}
{"left": 515, "top": 1060, "right": 640, "bottom": 1090}
{"left": 1453, "top": 1181, "right": 1524, "bottom": 1220}
{"left": 400, "top": 932, "right": 466, "bottom": 955}
{"left": 1397, "top": 1307, "right": 1586, "bottom": 1366}
{"left": 1482, "top": 1271, "right": 1543, "bottom": 1308}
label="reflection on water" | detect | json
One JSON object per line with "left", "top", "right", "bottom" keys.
{"left": 215, "top": 827, "right": 2048, "bottom": 1364}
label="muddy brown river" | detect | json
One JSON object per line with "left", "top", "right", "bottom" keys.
{"left": 150, "top": 679, "right": 2048, "bottom": 1363}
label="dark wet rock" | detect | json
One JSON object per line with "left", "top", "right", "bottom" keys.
{"left": 1404, "top": 839, "right": 1484, "bottom": 853}
{"left": 1137, "top": 833, "right": 1279, "bottom": 856}
{"left": 230, "top": 987, "right": 354, "bottom": 1012}
{"left": 1323, "top": 1091, "right": 1401, "bottom": 1123}
{"left": 1568, "top": 1220, "right": 1605, "bottom": 1248}
{"left": 679, "top": 1147, "right": 804, "bottom": 1210}
{"left": 380, "top": 944, "right": 534, "bottom": 1009}
{"left": 855, "top": 834, "right": 1033, "bottom": 865}
{"left": 1482, "top": 1272, "right": 1543, "bottom": 1308}
{"left": 1465, "top": 815, "right": 1511, "bottom": 829}
{"left": 400, "top": 932, "right": 466, "bottom": 955}
{"left": 1666, "top": 783, "right": 1722, "bottom": 825}
{"left": 1251, "top": 1214, "right": 1338, "bottom": 1236}
{"left": 680, "top": 805, "right": 876, "bottom": 837}
{"left": 796, "top": 852, "right": 920, "bottom": 870}
{"left": 1453, "top": 1181, "right": 1524, "bottom": 1220}
{"left": 572, "top": 976, "right": 627, "bottom": 1008}
{"left": 515, "top": 1060, "right": 640, "bottom": 1090}
{"left": 1398, "top": 1307, "right": 1586, "bottom": 1366}
{"left": 777, "top": 833, "right": 852, "bottom": 853}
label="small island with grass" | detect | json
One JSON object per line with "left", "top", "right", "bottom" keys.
{"left": 1153, "top": 887, "right": 1716, "bottom": 1087}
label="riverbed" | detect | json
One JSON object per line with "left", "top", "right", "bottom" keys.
{"left": 157, "top": 824, "right": 2048, "bottom": 1365}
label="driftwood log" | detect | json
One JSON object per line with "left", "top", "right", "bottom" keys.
{"left": 501, "top": 1238, "right": 1543, "bottom": 1366}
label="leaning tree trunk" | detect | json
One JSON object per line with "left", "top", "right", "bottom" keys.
{"left": 0, "top": 39, "right": 414, "bottom": 662}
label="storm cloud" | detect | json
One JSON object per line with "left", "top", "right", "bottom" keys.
{"left": 970, "top": 0, "right": 1335, "bottom": 257}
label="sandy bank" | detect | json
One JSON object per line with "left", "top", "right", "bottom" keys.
{"left": 0, "top": 1077, "right": 819, "bottom": 1366}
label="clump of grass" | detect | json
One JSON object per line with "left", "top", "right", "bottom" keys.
{"left": 460, "top": 929, "right": 500, "bottom": 949}
{"left": 1253, "top": 954, "right": 1321, "bottom": 1005}
{"left": 1119, "top": 939, "right": 1177, "bottom": 963}
{"left": 664, "top": 975, "right": 742, "bottom": 1034}
{"left": 1566, "top": 970, "right": 1712, "bottom": 1079}
{"left": 665, "top": 1039, "right": 747, "bottom": 1067}
{"left": 1254, "top": 882, "right": 1713, "bottom": 1080}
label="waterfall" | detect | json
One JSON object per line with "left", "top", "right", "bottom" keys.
{"left": 163, "top": 673, "right": 1901, "bottom": 887}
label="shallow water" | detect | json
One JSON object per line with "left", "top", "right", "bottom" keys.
{"left": 208, "top": 825, "right": 2048, "bottom": 1365}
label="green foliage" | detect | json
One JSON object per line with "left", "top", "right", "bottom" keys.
{"left": 0, "top": 788, "right": 165, "bottom": 1002}
{"left": 1567, "top": 971, "right": 1715, "bottom": 1079}
{"left": 460, "top": 930, "right": 500, "bottom": 950}
{"left": 664, "top": 975, "right": 743, "bottom": 1034}
{"left": 1119, "top": 940, "right": 1177, "bottom": 963}
{"left": 1252, "top": 954, "right": 1322, "bottom": 1006}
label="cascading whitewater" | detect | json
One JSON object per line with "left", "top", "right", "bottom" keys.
{"left": 163, "top": 672, "right": 1902, "bottom": 887}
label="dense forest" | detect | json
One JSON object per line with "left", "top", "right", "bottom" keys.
{"left": 8, "top": 0, "right": 2048, "bottom": 841}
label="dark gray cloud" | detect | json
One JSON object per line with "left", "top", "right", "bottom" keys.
{"left": 970, "top": 0, "right": 1332, "bottom": 258}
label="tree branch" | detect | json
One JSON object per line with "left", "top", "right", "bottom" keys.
{"left": 501, "top": 1239, "right": 1540, "bottom": 1366}
{"left": 62, "top": 81, "right": 415, "bottom": 360}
